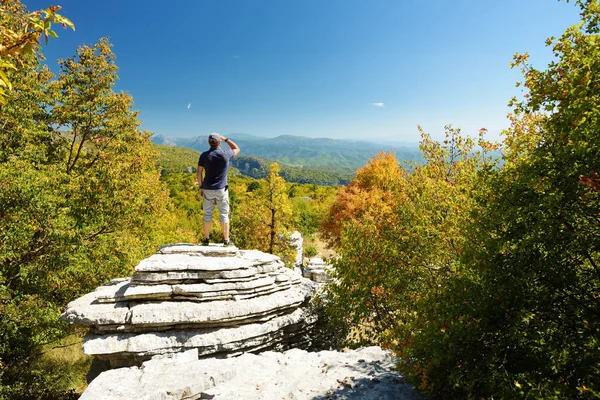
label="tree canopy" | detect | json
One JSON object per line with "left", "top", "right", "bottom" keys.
{"left": 0, "top": 3, "right": 171, "bottom": 397}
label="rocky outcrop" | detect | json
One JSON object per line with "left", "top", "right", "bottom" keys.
{"left": 303, "top": 256, "right": 333, "bottom": 283}
{"left": 289, "top": 230, "right": 304, "bottom": 270}
{"left": 81, "top": 346, "right": 418, "bottom": 400}
{"left": 61, "top": 244, "right": 325, "bottom": 369}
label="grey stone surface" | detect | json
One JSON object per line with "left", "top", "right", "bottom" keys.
{"left": 94, "top": 274, "right": 301, "bottom": 303}
{"left": 80, "top": 347, "right": 420, "bottom": 400}
{"left": 63, "top": 284, "right": 311, "bottom": 331}
{"left": 135, "top": 254, "right": 261, "bottom": 272}
{"left": 290, "top": 230, "right": 304, "bottom": 268}
{"left": 303, "top": 256, "right": 333, "bottom": 283}
{"left": 127, "top": 289, "right": 307, "bottom": 327}
{"left": 131, "top": 261, "right": 281, "bottom": 284}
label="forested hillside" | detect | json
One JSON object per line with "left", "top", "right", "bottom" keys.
{"left": 230, "top": 154, "right": 354, "bottom": 185}
{"left": 152, "top": 132, "right": 422, "bottom": 170}
{"left": 154, "top": 147, "right": 354, "bottom": 186}
{"left": 154, "top": 144, "right": 200, "bottom": 174}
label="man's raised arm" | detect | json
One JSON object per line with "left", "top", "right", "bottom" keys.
{"left": 220, "top": 136, "right": 240, "bottom": 156}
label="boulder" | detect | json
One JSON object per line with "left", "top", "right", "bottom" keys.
{"left": 61, "top": 244, "right": 325, "bottom": 368}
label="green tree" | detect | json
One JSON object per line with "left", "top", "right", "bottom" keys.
{"left": 0, "top": 31, "right": 171, "bottom": 398}
{"left": 234, "top": 162, "right": 296, "bottom": 265}
{"left": 323, "top": 128, "right": 496, "bottom": 348}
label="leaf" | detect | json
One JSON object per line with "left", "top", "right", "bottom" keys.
{"left": 0, "top": 70, "right": 12, "bottom": 90}
{"left": 53, "top": 14, "right": 75, "bottom": 31}
{"left": 0, "top": 61, "right": 17, "bottom": 70}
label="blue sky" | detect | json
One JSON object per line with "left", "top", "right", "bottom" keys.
{"left": 29, "top": 0, "right": 581, "bottom": 142}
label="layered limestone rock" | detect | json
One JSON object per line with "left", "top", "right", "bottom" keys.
{"left": 62, "top": 244, "right": 324, "bottom": 369}
{"left": 289, "top": 230, "right": 304, "bottom": 270}
{"left": 303, "top": 256, "right": 333, "bottom": 283}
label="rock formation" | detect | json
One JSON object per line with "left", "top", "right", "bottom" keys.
{"left": 80, "top": 346, "right": 417, "bottom": 400}
{"left": 303, "top": 256, "right": 333, "bottom": 283}
{"left": 289, "top": 230, "right": 304, "bottom": 269}
{"left": 61, "top": 244, "right": 326, "bottom": 370}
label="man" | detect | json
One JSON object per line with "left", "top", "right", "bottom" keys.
{"left": 197, "top": 133, "right": 240, "bottom": 246}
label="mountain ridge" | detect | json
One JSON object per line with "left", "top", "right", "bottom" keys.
{"left": 152, "top": 133, "right": 421, "bottom": 170}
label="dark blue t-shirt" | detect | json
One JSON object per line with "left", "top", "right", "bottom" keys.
{"left": 198, "top": 146, "right": 235, "bottom": 189}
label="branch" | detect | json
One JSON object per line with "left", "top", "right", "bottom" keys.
{"left": 559, "top": 215, "right": 600, "bottom": 281}
{"left": 66, "top": 125, "right": 78, "bottom": 173}
{"left": 67, "top": 129, "right": 88, "bottom": 174}
{"left": 84, "top": 226, "right": 112, "bottom": 242}
{"left": 67, "top": 115, "right": 94, "bottom": 174}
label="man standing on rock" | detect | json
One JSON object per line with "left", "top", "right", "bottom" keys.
{"left": 197, "top": 133, "right": 240, "bottom": 246}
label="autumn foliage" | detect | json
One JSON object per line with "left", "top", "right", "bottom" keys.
{"left": 322, "top": 126, "right": 497, "bottom": 348}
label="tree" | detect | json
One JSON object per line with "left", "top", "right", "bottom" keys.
{"left": 234, "top": 162, "right": 296, "bottom": 265}
{"left": 321, "top": 152, "right": 404, "bottom": 248}
{"left": 0, "top": 31, "right": 171, "bottom": 398}
{"left": 323, "top": 127, "right": 497, "bottom": 348}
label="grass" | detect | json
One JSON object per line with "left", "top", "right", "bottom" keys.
{"left": 38, "top": 330, "right": 92, "bottom": 395}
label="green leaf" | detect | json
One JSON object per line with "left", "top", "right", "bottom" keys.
{"left": 0, "top": 60, "right": 17, "bottom": 70}
{"left": 0, "top": 70, "right": 12, "bottom": 90}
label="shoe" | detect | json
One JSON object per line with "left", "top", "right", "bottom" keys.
{"left": 201, "top": 238, "right": 209, "bottom": 246}
{"left": 223, "top": 239, "right": 234, "bottom": 247}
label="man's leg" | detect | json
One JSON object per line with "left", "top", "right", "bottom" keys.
{"left": 222, "top": 222, "right": 229, "bottom": 242}
{"left": 215, "top": 188, "right": 231, "bottom": 244}
{"left": 202, "top": 190, "right": 216, "bottom": 244}
{"left": 203, "top": 221, "right": 211, "bottom": 241}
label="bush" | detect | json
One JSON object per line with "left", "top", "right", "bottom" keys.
{"left": 304, "top": 245, "right": 318, "bottom": 258}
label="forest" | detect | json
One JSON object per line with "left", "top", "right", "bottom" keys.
{"left": 1, "top": 0, "right": 599, "bottom": 399}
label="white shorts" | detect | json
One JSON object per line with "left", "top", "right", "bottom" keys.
{"left": 202, "top": 188, "right": 230, "bottom": 223}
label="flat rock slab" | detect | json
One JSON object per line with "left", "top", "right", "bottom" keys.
{"left": 158, "top": 243, "right": 239, "bottom": 257}
{"left": 94, "top": 275, "right": 301, "bottom": 303}
{"left": 83, "top": 308, "right": 316, "bottom": 358}
{"left": 62, "top": 285, "right": 312, "bottom": 330}
{"left": 135, "top": 254, "right": 275, "bottom": 273}
{"left": 129, "top": 288, "right": 308, "bottom": 327}
{"left": 81, "top": 347, "right": 421, "bottom": 400}
{"left": 131, "top": 263, "right": 281, "bottom": 284}
{"left": 307, "top": 256, "right": 328, "bottom": 266}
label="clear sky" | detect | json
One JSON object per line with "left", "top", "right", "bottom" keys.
{"left": 27, "top": 0, "right": 581, "bottom": 142}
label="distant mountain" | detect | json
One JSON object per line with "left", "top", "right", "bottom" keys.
{"left": 153, "top": 144, "right": 354, "bottom": 186}
{"left": 152, "top": 133, "right": 421, "bottom": 170}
